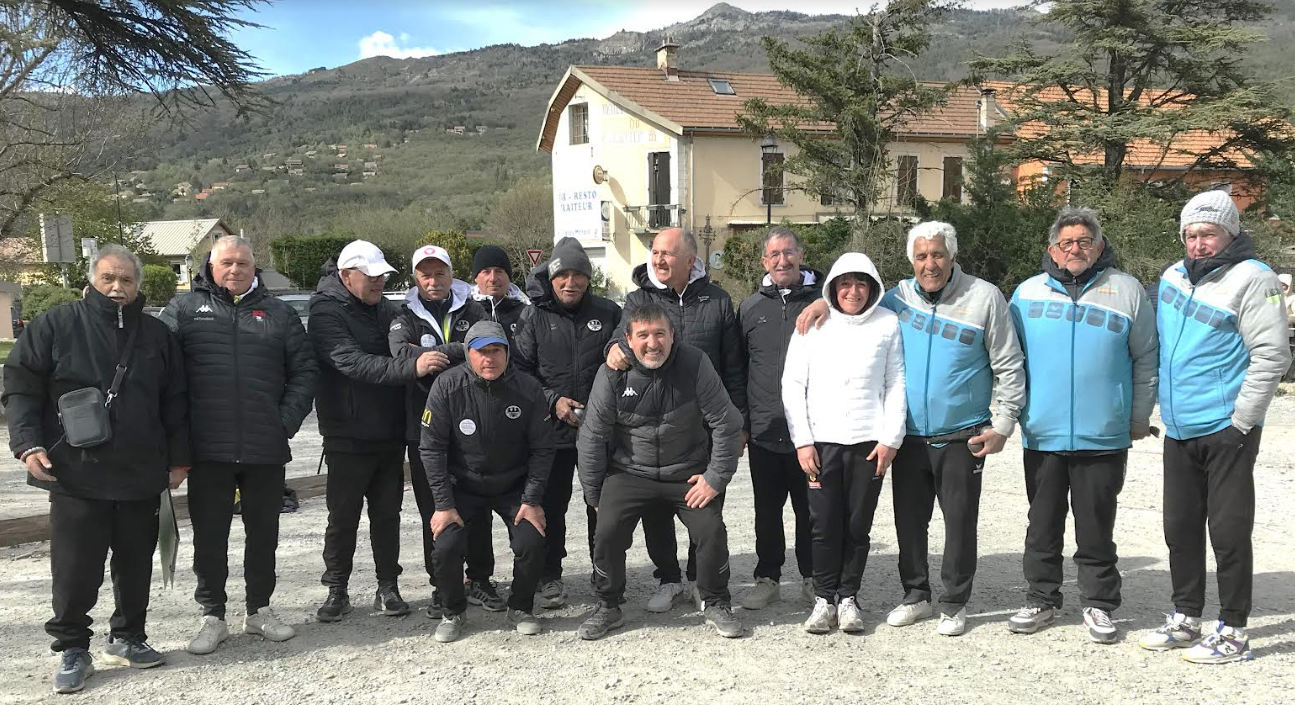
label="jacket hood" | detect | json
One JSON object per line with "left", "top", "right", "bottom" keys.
{"left": 760, "top": 267, "right": 822, "bottom": 297}
{"left": 315, "top": 258, "right": 346, "bottom": 299}
{"left": 823, "top": 252, "right": 885, "bottom": 320}
{"left": 633, "top": 256, "right": 707, "bottom": 292}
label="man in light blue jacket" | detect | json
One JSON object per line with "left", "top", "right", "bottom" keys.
{"left": 1008, "top": 208, "right": 1158, "bottom": 645}
{"left": 1140, "top": 190, "right": 1289, "bottom": 664}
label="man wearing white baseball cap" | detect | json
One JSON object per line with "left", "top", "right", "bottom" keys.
{"left": 310, "top": 240, "right": 448, "bottom": 623}
{"left": 389, "top": 243, "right": 488, "bottom": 616}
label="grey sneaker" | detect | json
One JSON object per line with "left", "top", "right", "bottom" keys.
{"left": 52, "top": 648, "right": 93, "bottom": 694}
{"left": 101, "top": 636, "right": 164, "bottom": 669}
{"left": 244, "top": 607, "right": 295, "bottom": 642}
{"left": 577, "top": 605, "right": 624, "bottom": 641}
{"left": 434, "top": 612, "right": 465, "bottom": 643}
{"left": 537, "top": 579, "right": 567, "bottom": 609}
{"left": 425, "top": 590, "right": 444, "bottom": 620}
{"left": 704, "top": 603, "right": 745, "bottom": 638}
{"left": 1008, "top": 605, "right": 1055, "bottom": 634}
{"left": 508, "top": 608, "right": 542, "bottom": 636}
{"left": 1083, "top": 607, "right": 1117, "bottom": 644}
{"left": 645, "top": 582, "right": 688, "bottom": 613}
{"left": 466, "top": 580, "right": 506, "bottom": 612}
{"left": 739, "top": 577, "right": 780, "bottom": 610}
{"left": 374, "top": 584, "right": 410, "bottom": 616}
{"left": 186, "top": 615, "right": 229, "bottom": 655}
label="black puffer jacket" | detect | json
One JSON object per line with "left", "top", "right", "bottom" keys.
{"left": 513, "top": 263, "right": 622, "bottom": 448}
{"left": 310, "top": 260, "right": 416, "bottom": 451}
{"left": 577, "top": 342, "right": 742, "bottom": 507}
{"left": 738, "top": 267, "right": 824, "bottom": 453}
{"left": 419, "top": 364, "right": 554, "bottom": 509}
{"left": 160, "top": 258, "right": 319, "bottom": 465}
{"left": 3, "top": 289, "right": 191, "bottom": 500}
{"left": 610, "top": 260, "right": 747, "bottom": 417}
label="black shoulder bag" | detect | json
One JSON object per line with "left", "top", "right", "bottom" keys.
{"left": 55, "top": 325, "right": 139, "bottom": 448}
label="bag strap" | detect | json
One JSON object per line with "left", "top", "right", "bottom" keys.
{"left": 105, "top": 323, "right": 140, "bottom": 409}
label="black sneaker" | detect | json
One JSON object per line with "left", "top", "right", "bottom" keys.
{"left": 101, "top": 636, "right": 164, "bottom": 669}
{"left": 466, "top": 580, "right": 506, "bottom": 612}
{"left": 316, "top": 587, "right": 352, "bottom": 623}
{"left": 375, "top": 584, "right": 410, "bottom": 616}
{"left": 704, "top": 603, "right": 745, "bottom": 639}
{"left": 425, "top": 590, "right": 444, "bottom": 620}
{"left": 577, "top": 605, "right": 624, "bottom": 641}
{"left": 52, "top": 648, "right": 93, "bottom": 694}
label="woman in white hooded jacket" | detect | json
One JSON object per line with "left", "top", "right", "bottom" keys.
{"left": 782, "top": 252, "right": 906, "bottom": 634}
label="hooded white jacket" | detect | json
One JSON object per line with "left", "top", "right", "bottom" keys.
{"left": 782, "top": 252, "right": 907, "bottom": 449}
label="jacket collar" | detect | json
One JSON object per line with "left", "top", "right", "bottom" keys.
{"left": 84, "top": 286, "right": 145, "bottom": 326}
{"left": 759, "top": 267, "right": 822, "bottom": 299}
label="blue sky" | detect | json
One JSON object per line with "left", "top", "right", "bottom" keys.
{"left": 232, "top": 1, "right": 1026, "bottom": 77}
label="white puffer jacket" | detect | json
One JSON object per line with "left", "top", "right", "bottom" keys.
{"left": 781, "top": 252, "right": 907, "bottom": 449}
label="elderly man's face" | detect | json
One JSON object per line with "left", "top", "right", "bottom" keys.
{"left": 911, "top": 236, "right": 953, "bottom": 293}
{"left": 1184, "top": 223, "right": 1234, "bottom": 260}
{"left": 468, "top": 343, "right": 507, "bottom": 380}
{"left": 475, "top": 266, "right": 510, "bottom": 299}
{"left": 626, "top": 317, "right": 673, "bottom": 370}
{"left": 1049, "top": 224, "right": 1104, "bottom": 277}
{"left": 340, "top": 268, "right": 386, "bottom": 305}
{"left": 651, "top": 228, "right": 695, "bottom": 290}
{"left": 551, "top": 270, "right": 589, "bottom": 308}
{"left": 761, "top": 235, "right": 802, "bottom": 289}
{"left": 415, "top": 259, "right": 452, "bottom": 301}
{"left": 211, "top": 244, "right": 254, "bottom": 296}
{"left": 93, "top": 255, "right": 139, "bottom": 305}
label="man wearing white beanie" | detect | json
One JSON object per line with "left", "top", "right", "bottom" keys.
{"left": 1141, "top": 190, "right": 1290, "bottom": 664}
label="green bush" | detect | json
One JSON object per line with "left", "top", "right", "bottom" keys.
{"left": 141, "top": 265, "right": 178, "bottom": 307}
{"left": 21, "top": 285, "right": 81, "bottom": 321}
{"left": 269, "top": 235, "right": 409, "bottom": 290}
{"left": 415, "top": 230, "right": 479, "bottom": 282}
{"left": 719, "top": 218, "right": 856, "bottom": 300}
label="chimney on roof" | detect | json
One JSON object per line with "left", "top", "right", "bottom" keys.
{"left": 978, "top": 87, "right": 999, "bottom": 134}
{"left": 657, "top": 37, "right": 679, "bottom": 81}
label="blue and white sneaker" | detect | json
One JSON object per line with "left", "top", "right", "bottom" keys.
{"left": 1182, "top": 622, "right": 1253, "bottom": 664}
{"left": 1138, "top": 610, "right": 1202, "bottom": 651}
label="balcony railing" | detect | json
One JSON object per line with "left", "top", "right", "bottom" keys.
{"left": 624, "top": 204, "right": 685, "bottom": 233}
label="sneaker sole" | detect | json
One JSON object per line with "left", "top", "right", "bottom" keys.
{"left": 644, "top": 595, "right": 686, "bottom": 613}
{"left": 1182, "top": 650, "right": 1254, "bottom": 664}
{"left": 1087, "top": 630, "right": 1118, "bottom": 645}
{"left": 1008, "top": 619, "right": 1050, "bottom": 634}
{"left": 376, "top": 605, "right": 411, "bottom": 617}
{"left": 938, "top": 626, "right": 967, "bottom": 637}
{"left": 804, "top": 624, "right": 834, "bottom": 635}
{"left": 185, "top": 635, "right": 228, "bottom": 655}
{"left": 245, "top": 626, "right": 295, "bottom": 642}
{"left": 1139, "top": 640, "right": 1194, "bottom": 652}
{"left": 99, "top": 653, "right": 164, "bottom": 669}
{"left": 514, "top": 623, "right": 542, "bottom": 636}
{"left": 315, "top": 604, "right": 353, "bottom": 623}
{"left": 52, "top": 665, "right": 94, "bottom": 694}
{"left": 434, "top": 630, "right": 462, "bottom": 644}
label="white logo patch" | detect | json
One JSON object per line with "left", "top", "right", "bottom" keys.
{"left": 505, "top": 405, "right": 522, "bottom": 420}
{"left": 455, "top": 319, "right": 470, "bottom": 332}
{"left": 458, "top": 419, "right": 477, "bottom": 435}
{"left": 621, "top": 387, "right": 638, "bottom": 398}
{"left": 587, "top": 319, "right": 603, "bottom": 332}
{"left": 196, "top": 304, "right": 213, "bottom": 313}
{"left": 390, "top": 321, "right": 402, "bottom": 331}
{"left": 419, "top": 334, "right": 437, "bottom": 347}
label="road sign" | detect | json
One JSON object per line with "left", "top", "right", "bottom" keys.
{"left": 527, "top": 249, "right": 544, "bottom": 267}
{"left": 39, "top": 214, "right": 75, "bottom": 263}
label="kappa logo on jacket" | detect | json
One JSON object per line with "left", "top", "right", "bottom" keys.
{"left": 196, "top": 304, "right": 213, "bottom": 313}
{"left": 622, "top": 386, "right": 638, "bottom": 398}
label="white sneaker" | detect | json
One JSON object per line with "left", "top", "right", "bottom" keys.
{"left": 244, "top": 607, "right": 296, "bottom": 642}
{"left": 938, "top": 607, "right": 967, "bottom": 636}
{"left": 838, "top": 596, "right": 865, "bottom": 633}
{"left": 186, "top": 616, "right": 229, "bottom": 655}
{"left": 886, "top": 600, "right": 933, "bottom": 627}
{"left": 1182, "top": 622, "right": 1253, "bottom": 664}
{"left": 804, "top": 597, "right": 838, "bottom": 634}
{"left": 645, "top": 582, "right": 688, "bottom": 613}
{"left": 801, "top": 578, "right": 815, "bottom": 604}
{"left": 1139, "top": 610, "right": 1202, "bottom": 651}
{"left": 1083, "top": 607, "right": 1118, "bottom": 644}
{"left": 739, "top": 578, "right": 781, "bottom": 610}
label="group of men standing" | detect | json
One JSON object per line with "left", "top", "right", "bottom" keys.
{"left": 2, "top": 186, "right": 1283, "bottom": 694}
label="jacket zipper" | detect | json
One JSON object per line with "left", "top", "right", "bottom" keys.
{"left": 924, "top": 300, "right": 937, "bottom": 436}
{"left": 1166, "top": 286, "right": 1197, "bottom": 440}
{"left": 231, "top": 295, "right": 243, "bottom": 462}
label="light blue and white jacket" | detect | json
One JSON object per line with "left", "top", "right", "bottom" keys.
{"left": 880, "top": 263, "right": 1026, "bottom": 438}
{"left": 1010, "top": 260, "right": 1158, "bottom": 452}
{"left": 1157, "top": 249, "right": 1290, "bottom": 440}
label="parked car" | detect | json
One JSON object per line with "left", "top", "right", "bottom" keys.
{"left": 276, "top": 292, "right": 311, "bottom": 330}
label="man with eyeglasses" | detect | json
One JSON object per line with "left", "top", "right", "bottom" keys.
{"left": 310, "top": 240, "right": 447, "bottom": 623}
{"left": 1006, "top": 208, "right": 1157, "bottom": 645}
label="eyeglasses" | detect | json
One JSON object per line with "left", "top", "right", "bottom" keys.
{"left": 763, "top": 249, "right": 800, "bottom": 260}
{"left": 1053, "top": 237, "right": 1095, "bottom": 252}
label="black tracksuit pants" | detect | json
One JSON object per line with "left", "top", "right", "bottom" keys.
{"left": 407, "top": 444, "right": 438, "bottom": 587}
{"left": 189, "top": 462, "right": 286, "bottom": 619}
{"left": 432, "top": 489, "right": 545, "bottom": 614}
{"left": 539, "top": 447, "right": 597, "bottom": 581}
{"left": 808, "top": 442, "right": 885, "bottom": 601}
{"left": 321, "top": 447, "right": 404, "bottom": 589}
{"left": 641, "top": 505, "right": 695, "bottom": 584}
{"left": 1162, "top": 427, "right": 1260, "bottom": 627}
{"left": 592, "top": 472, "right": 731, "bottom": 607}
{"left": 1022, "top": 450, "right": 1126, "bottom": 612}
{"left": 748, "top": 443, "right": 812, "bottom": 581}
{"left": 892, "top": 436, "right": 983, "bottom": 609}
{"left": 47, "top": 493, "right": 160, "bottom": 652}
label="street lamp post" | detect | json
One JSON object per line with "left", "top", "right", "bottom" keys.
{"left": 761, "top": 135, "right": 777, "bottom": 225}
{"left": 184, "top": 253, "right": 194, "bottom": 288}
{"left": 700, "top": 215, "right": 715, "bottom": 265}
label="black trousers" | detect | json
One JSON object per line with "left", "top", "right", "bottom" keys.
{"left": 892, "top": 437, "right": 983, "bottom": 608}
{"left": 592, "top": 472, "right": 731, "bottom": 607}
{"left": 748, "top": 443, "right": 812, "bottom": 581}
{"left": 321, "top": 448, "right": 404, "bottom": 589}
{"left": 190, "top": 462, "right": 286, "bottom": 618}
{"left": 641, "top": 505, "right": 696, "bottom": 584}
{"left": 432, "top": 489, "right": 545, "bottom": 614}
{"left": 1163, "top": 427, "right": 1260, "bottom": 627}
{"left": 539, "top": 447, "right": 597, "bottom": 581}
{"left": 808, "top": 442, "right": 885, "bottom": 601}
{"left": 47, "top": 493, "right": 160, "bottom": 652}
{"left": 1022, "top": 450, "right": 1126, "bottom": 611}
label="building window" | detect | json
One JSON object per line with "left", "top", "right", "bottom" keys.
{"left": 708, "top": 78, "right": 735, "bottom": 95}
{"left": 569, "top": 104, "right": 588, "bottom": 145}
{"left": 896, "top": 155, "right": 919, "bottom": 207}
{"left": 762, "top": 152, "right": 785, "bottom": 205}
{"left": 942, "top": 156, "right": 963, "bottom": 202}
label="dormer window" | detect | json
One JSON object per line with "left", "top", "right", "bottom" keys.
{"left": 708, "top": 78, "right": 735, "bottom": 96}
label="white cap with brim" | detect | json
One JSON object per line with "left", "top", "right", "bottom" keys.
{"left": 338, "top": 240, "right": 397, "bottom": 277}
{"left": 412, "top": 244, "right": 453, "bottom": 270}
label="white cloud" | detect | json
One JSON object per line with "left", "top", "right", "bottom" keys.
{"left": 357, "top": 30, "right": 441, "bottom": 59}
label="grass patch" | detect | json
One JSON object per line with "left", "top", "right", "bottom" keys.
{"left": 0, "top": 340, "right": 14, "bottom": 362}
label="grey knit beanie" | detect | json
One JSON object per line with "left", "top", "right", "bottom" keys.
{"left": 1179, "top": 190, "right": 1240, "bottom": 240}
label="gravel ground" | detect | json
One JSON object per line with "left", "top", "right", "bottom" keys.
{"left": 1, "top": 402, "right": 1294, "bottom": 703}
